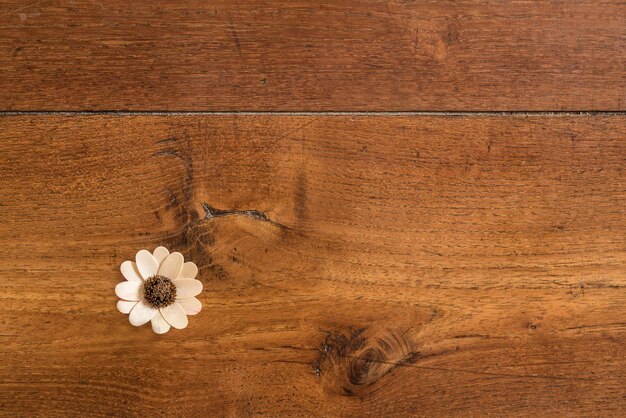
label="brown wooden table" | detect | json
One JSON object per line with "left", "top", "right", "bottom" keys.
{"left": 1, "top": 1, "right": 625, "bottom": 416}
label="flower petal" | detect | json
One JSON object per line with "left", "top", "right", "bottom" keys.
{"left": 160, "top": 302, "right": 188, "bottom": 329}
{"left": 158, "top": 252, "right": 184, "bottom": 280}
{"left": 129, "top": 299, "right": 157, "bottom": 326}
{"left": 151, "top": 312, "right": 171, "bottom": 334}
{"left": 173, "top": 278, "right": 203, "bottom": 298}
{"left": 177, "top": 297, "right": 202, "bottom": 315}
{"left": 117, "top": 300, "right": 138, "bottom": 314}
{"left": 120, "top": 261, "right": 142, "bottom": 282}
{"left": 136, "top": 249, "right": 159, "bottom": 279}
{"left": 180, "top": 262, "right": 198, "bottom": 279}
{"left": 115, "top": 282, "right": 143, "bottom": 301}
{"left": 153, "top": 246, "right": 170, "bottom": 265}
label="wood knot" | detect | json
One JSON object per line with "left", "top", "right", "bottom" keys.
{"left": 313, "top": 327, "right": 419, "bottom": 397}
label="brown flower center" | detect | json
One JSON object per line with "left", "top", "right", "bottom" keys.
{"left": 143, "top": 275, "right": 177, "bottom": 308}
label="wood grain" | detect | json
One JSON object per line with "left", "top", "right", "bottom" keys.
{"left": 1, "top": 115, "right": 624, "bottom": 416}
{"left": 0, "top": 0, "right": 624, "bottom": 111}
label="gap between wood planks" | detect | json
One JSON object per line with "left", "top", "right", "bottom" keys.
{"left": 0, "top": 111, "right": 624, "bottom": 116}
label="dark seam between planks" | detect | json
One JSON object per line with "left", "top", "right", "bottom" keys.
{"left": 0, "top": 111, "right": 625, "bottom": 116}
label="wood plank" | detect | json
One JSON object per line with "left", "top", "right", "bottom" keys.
{"left": 0, "top": 1, "right": 624, "bottom": 111}
{"left": 0, "top": 115, "right": 625, "bottom": 416}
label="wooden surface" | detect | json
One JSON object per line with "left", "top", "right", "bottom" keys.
{"left": 0, "top": 0, "right": 625, "bottom": 111}
{"left": 1, "top": 115, "right": 625, "bottom": 416}
{"left": 2, "top": 0, "right": 626, "bottom": 416}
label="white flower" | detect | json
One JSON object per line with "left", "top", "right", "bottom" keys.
{"left": 115, "top": 247, "right": 202, "bottom": 334}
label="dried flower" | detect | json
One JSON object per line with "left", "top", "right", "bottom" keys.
{"left": 115, "top": 247, "right": 202, "bottom": 334}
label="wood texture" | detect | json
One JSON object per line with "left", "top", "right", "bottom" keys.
{"left": 0, "top": 0, "right": 625, "bottom": 111}
{"left": 1, "top": 115, "right": 624, "bottom": 416}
